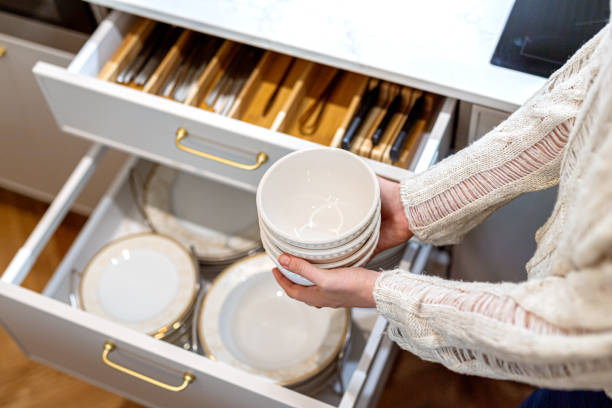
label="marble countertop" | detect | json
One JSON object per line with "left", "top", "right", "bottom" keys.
{"left": 90, "top": 0, "right": 546, "bottom": 112}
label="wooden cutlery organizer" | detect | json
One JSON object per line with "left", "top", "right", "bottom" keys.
{"left": 99, "top": 18, "right": 442, "bottom": 170}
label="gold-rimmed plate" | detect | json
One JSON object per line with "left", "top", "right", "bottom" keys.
{"left": 143, "top": 165, "right": 261, "bottom": 263}
{"left": 198, "top": 253, "right": 350, "bottom": 386}
{"left": 79, "top": 233, "right": 199, "bottom": 337}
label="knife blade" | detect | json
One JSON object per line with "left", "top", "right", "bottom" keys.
{"left": 134, "top": 26, "right": 181, "bottom": 86}
{"left": 117, "top": 23, "right": 169, "bottom": 84}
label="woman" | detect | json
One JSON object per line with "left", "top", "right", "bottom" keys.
{"left": 272, "top": 20, "right": 612, "bottom": 406}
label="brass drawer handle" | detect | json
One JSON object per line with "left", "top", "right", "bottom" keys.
{"left": 175, "top": 127, "right": 268, "bottom": 171}
{"left": 102, "top": 341, "right": 194, "bottom": 392}
{"left": 0, "top": 46, "right": 6, "bottom": 58}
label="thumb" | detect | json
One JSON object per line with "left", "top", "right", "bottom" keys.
{"left": 279, "top": 254, "right": 325, "bottom": 285}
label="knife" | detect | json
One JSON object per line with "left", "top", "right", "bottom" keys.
{"left": 206, "top": 45, "right": 248, "bottom": 107}
{"left": 173, "top": 37, "right": 222, "bottom": 101}
{"left": 162, "top": 36, "right": 205, "bottom": 98}
{"left": 372, "top": 92, "right": 401, "bottom": 146}
{"left": 389, "top": 94, "right": 426, "bottom": 162}
{"left": 219, "top": 48, "right": 264, "bottom": 115}
{"left": 135, "top": 26, "right": 182, "bottom": 86}
{"left": 117, "top": 24, "right": 169, "bottom": 84}
{"left": 341, "top": 82, "right": 380, "bottom": 150}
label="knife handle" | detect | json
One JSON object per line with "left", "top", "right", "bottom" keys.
{"left": 389, "top": 94, "right": 425, "bottom": 162}
{"left": 341, "top": 82, "right": 380, "bottom": 150}
{"left": 372, "top": 92, "right": 401, "bottom": 146}
{"left": 341, "top": 116, "right": 363, "bottom": 149}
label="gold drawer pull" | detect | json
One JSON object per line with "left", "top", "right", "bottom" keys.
{"left": 175, "top": 127, "right": 268, "bottom": 171}
{"left": 0, "top": 46, "right": 6, "bottom": 58}
{"left": 102, "top": 341, "right": 194, "bottom": 392}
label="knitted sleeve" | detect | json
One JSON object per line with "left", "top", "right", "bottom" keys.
{"left": 373, "top": 262, "right": 612, "bottom": 391}
{"left": 373, "top": 24, "right": 612, "bottom": 391}
{"left": 401, "top": 25, "right": 608, "bottom": 246}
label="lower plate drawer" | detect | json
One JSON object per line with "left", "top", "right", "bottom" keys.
{"left": 33, "top": 11, "right": 456, "bottom": 192}
{"left": 0, "top": 155, "right": 419, "bottom": 408}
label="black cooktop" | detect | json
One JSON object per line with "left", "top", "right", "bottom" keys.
{"left": 491, "top": 0, "right": 609, "bottom": 78}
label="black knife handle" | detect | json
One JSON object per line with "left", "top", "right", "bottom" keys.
{"left": 341, "top": 116, "right": 363, "bottom": 149}
{"left": 389, "top": 94, "right": 426, "bottom": 162}
{"left": 372, "top": 93, "right": 402, "bottom": 146}
{"left": 341, "top": 83, "right": 380, "bottom": 150}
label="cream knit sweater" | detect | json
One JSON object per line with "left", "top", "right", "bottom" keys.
{"left": 373, "top": 21, "right": 612, "bottom": 392}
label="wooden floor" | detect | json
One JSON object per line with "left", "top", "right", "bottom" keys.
{"left": 0, "top": 188, "right": 534, "bottom": 407}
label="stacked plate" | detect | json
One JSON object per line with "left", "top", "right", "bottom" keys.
{"left": 78, "top": 233, "right": 199, "bottom": 340}
{"left": 197, "top": 254, "right": 350, "bottom": 392}
{"left": 142, "top": 165, "right": 262, "bottom": 274}
{"left": 257, "top": 148, "right": 381, "bottom": 285}
{"left": 366, "top": 242, "right": 407, "bottom": 270}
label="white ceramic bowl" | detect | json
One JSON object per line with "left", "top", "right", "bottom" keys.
{"left": 261, "top": 236, "right": 315, "bottom": 286}
{"left": 262, "top": 216, "right": 381, "bottom": 285}
{"left": 257, "top": 148, "right": 379, "bottom": 250}
{"left": 258, "top": 201, "right": 380, "bottom": 264}
{"left": 263, "top": 215, "right": 380, "bottom": 270}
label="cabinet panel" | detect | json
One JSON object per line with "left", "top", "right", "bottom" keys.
{"left": 0, "top": 30, "right": 126, "bottom": 214}
{"left": 467, "top": 104, "right": 509, "bottom": 144}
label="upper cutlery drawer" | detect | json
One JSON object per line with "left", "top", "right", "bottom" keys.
{"left": 34, "top": 11, "right": 456, "bottom": 191}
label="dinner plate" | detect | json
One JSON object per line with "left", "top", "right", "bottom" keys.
{"left": 143, "top": 165, "right": 260, "bottom": 262}
{"left": 79, "top": 233, "right": 199, "bottom": 337}
{"left": 198, "top": 254, "right": 350, "bottom": 385}
{"left": 366, "top": 243, "right": 406, "bottom": 270}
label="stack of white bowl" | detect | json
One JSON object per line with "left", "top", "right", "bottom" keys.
{"left": 256, "top": 148, "right": 381, "bottom": 285}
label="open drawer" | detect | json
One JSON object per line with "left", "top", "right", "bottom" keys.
{"left": 1, "top": 151, "right": 432, "bottom": 408}
{"left": 33, "top": 11, "right": 456, "bottom": 192}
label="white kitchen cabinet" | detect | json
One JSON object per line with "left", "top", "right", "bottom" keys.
{"left": 0, "top": 11, "right": 126, "bottom": 214}
{"left": 1, "top": 4, "right": 457, "bottom": 408}
{"left": 467, "top": 104, "right": 510, "bottom": 144}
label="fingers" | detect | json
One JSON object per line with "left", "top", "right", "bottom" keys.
{"left": 278, "top": 254, "right": 326, "bottom": 285}
{"left": 271, "top": 267, "right": 301, "bottom": 298}
{"left": 272, "top": 268, "right": 324, "bottom": 308}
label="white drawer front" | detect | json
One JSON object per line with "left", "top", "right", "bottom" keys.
{"left": 0, "top": 283, "right": 318, "bottom": 408}
{"left": 35, "top": 63, "right": 297, "bottom": 192}
{"left": 33, "top": 11, "right": 455, "bottom": 191}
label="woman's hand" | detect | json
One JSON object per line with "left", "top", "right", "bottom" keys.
{"left": 376, "top": 177, "right": 413, "bottom": 254}
{"left": 272, "top": 254, "right": 379, "bottom": 308}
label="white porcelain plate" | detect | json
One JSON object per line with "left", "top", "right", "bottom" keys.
{"left": 80, "top": 233, "right": 198, "bottom": 336}
{"left": 199, "top": 254, "right": 349, "bottom": 385}
{"left": 144, "top": 165, "right": 260, "bottom": 262}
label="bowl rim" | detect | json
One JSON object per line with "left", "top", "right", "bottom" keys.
{"left": 257, "top": 200, "right": 380, "bottom": 259}
{"left": 261, "top": 213, "right": 381, "bottom": 270}
{"left": 256, "top": 147, "right": 380, "bottom": 247}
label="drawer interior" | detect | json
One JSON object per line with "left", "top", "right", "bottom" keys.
{"left": 80, "top": 14, "right": 445, "bottom": 171}
{"left": 40, "top": 156, "right": 394, "bottom": 406}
